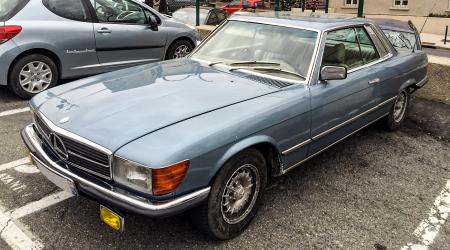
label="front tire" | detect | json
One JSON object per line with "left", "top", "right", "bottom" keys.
{"left": 190, "top": 148, "right": 267, "bottom": 240}
{"left": 165, "top": 40, "right": 194, "bottom": 60}
{"left": 8, "top": 54, "right": 58, "bottom": 99}
{"left": 382, "top": 89, "right": 410, "bottom": 131}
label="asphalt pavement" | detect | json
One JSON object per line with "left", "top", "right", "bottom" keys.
{"left": 0, "top": 86, "right": 450, "bottom": 249}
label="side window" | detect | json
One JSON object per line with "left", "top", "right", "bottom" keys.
{"left": 90, "top": 0, "right": 147, "bottom": 24}
{"left": 206, "top": 12, "right": 219, "bottom": 25}
{"left": 365, "top": 25, "right": 389, "bottom": 57}
{"left": 355, "top": 27, "right": 380, "bottom": 64}
{"left": 322, "top": 28, "right": 364, "bottom": 70}
{"left": 254, "top": 1, "right": 265, "bottom": 8}
{"left": 228, "top": 0, "right": 241, "bottom": 6}
{"left": 43, "top": 0, "right": 90, "bottom": 22}
{"left": 322, "top": 27, "right": 381, "bottom": 71}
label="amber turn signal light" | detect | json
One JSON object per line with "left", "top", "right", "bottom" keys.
{"left": 152, "top": 160, "right": 189, "bottom": 196}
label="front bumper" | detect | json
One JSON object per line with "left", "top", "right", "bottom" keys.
{"left": 21, "top": 124, "right": 210, "bottom": 217}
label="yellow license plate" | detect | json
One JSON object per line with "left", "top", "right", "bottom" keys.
{"left": 100, "top": 206, "right": 124, "bottom": 231}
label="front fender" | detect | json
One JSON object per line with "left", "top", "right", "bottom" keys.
{"left": 210, "top": 135, "right": 280, "bottom": 180}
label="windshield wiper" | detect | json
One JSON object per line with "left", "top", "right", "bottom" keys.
{"left": 208, "top": 61, "right": 223, "bottom": 66}
{"left": 229, "top": 66, "right": 305, "bottom": 80}
{"left": 229, "top": 61, "right": 281, "bottom": 67}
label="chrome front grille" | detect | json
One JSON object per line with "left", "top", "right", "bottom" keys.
{"left": 34, "top": 113, "right": 112, "bottom": 180}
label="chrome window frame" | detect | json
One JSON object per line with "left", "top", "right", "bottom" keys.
{"left": 189, "top": 19, "right": 322, "bottom": 86}
{"left": 317, "top": 24, "right": 393, "bottom": 77}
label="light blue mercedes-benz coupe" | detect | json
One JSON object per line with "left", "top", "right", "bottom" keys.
{"left": 22, "top": 12, "right": 428, "bottom": 239}
{"left": 0, "top": 0, "right": 198, "bottom": 99}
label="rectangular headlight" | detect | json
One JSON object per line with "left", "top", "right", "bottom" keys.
{"left": 113, "top": 157, "right": 152, "bottom": 194}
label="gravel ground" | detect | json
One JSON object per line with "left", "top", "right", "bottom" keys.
{"left": 0, "top": 86, "right": 449, "bottom": 249}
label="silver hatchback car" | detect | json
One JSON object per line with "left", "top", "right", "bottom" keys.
{"left": 0, "top": 0, "right": 198, "bottom": 98}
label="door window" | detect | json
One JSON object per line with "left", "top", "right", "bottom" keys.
{"left": 254, "top": 1, "right": 265, "bottom": 8}
{"left": 43, "top": 0, "right": 90, "bottom": 21}
{"left": 90, "top": 0, "right": 147, "bottom": 24}
{"left": 228, "top": 0, "right": 241, "bottom": 7}
{"left": 322, "top": 27, "right": 380, "bottom": 70}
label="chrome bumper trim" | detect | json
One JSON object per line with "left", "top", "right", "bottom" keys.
{"left": 416, "top": 76, "right": 429, "bottom": 88}
{"left": 22, "top": 124, "right": 210, "bottom": 217}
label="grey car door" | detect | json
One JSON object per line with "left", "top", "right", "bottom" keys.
{"left": 88, "top": 0, "right": 167, "bottom": 65}
{"left": 308, "top": 26, "right": 386, "bottom": 155}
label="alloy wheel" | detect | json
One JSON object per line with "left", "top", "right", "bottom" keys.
{"left": 173, "top": 45, "right": 191, "bottom": 58}
{"left": 221, "top": 164, "right": 260, "bottom": 224}
{"left": 393, "top": 91, "right": 408, "bottom": 123}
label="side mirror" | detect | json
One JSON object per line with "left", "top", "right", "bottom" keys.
{"left": 148, "top": 15, "right": 158, "bottom": 31}
{"left": 320, "top": 66, "right": 347, "bottom": 81}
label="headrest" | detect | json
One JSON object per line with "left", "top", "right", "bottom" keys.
{"left": 323, "top": 43, "right": 346, "bottom": 64}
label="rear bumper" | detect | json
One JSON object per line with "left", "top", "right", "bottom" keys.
{"left": 415, "top": 76, "right": 429, "bottom": 89}
{"left": 21, "top": 124, "right": 210, "bottom": 217}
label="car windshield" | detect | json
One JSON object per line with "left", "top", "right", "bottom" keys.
{"left": 172, "top": 8, "right": 208, "bottom": 25}
{"left": 0, "top": 0, "right": 20, "bottom": 20}
{"left": 382, "top": 29, "right": 417, "bottom": 50}
{"left": 191, "top": 21, "right": 318, "bottom": 81}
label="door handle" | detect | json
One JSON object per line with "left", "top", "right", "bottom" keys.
{"left": 97, "top": 28, "right": 111, "bottom": 34}
{"left": 368, "top": 78, "right": 381, "bottom": 85}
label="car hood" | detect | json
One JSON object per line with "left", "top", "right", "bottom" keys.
{"left": 33, "top": 59, "right": 280, "bottom": 151}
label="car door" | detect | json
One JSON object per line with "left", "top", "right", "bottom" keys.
{"left": 88, "top": 0, "right": 167, "bottom": 66}
{"left": 308, "top": 26, "right": 387, "bottom": 155}
{"left": 39, "top": 0, "right": 99, "bottom": 78}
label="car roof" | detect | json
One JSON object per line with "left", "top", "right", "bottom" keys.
{"left": 372, "top": 18, "right": 414, "bottom": 33}
{"left": 229, "top": 12, "right": 375, "bottom": 32}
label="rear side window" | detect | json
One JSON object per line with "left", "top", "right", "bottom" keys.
{"left": 0, "top": 0, "right": 29, "bottom": 21}
{"left": 42, "top": 0, "right": 90, "bottom": 22}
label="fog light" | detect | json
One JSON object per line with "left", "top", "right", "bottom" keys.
{"left": 100, "top": 206, "right": 124, "bottom": 231}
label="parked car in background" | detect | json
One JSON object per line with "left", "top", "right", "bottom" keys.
{"left": 166, "top": 0, "right": 207, "bottom": 13}
{"left": 373, "top": 18, "right": 422, "bottom": 51}
{"left": 22, "top": 12, "right": 428, "bottom": 239}
{"left": 221, "top": 0, "right": 268, "bottom": 15}
{"left": 172, "top": 7, "right": 227, "bottom": 26}
{"left": 0, "top": 0, "right": 198, "bottom": 99}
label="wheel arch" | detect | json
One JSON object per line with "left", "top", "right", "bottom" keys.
{"left": 165, "top": 36, "right": 196, "bottom": 57}
{"left": 8, "top": 48, "right": 62, "bottom": 84}
{"left": 210, "top": 135, "right": 283, "bottom": 185}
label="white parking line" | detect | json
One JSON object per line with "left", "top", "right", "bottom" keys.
{"left": 402, "top": 180, "right": 450, "bottom": 250}
{"left": 0, "top": 107, "right": 30, "bottom": 118}
{"left": 0, "top": 158, "right": 30, "bottom": 172}
{"left": 9, "top": 191, "right": 73, "bottom": 219}
{"left": 0, "top": 204, "right": 43, "bottom": 250}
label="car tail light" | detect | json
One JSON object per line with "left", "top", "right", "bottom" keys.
{"left": 152, "top": 160, "right": 190, "bottom": 196}
{"left": 0, "top": 26, "right": 22, "bottom": 44}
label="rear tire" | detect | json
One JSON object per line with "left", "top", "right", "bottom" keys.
{"left": 381, "top": 89, "right": 410, "bottom": 131}
{"left": 8, "top": 54, "right": 58, "bottom": 99}
{"left": 165, "top": 40, "right": 194, "bottom": 60}
{"left": 189, "top": 148, "right": 267, "bottom": 240}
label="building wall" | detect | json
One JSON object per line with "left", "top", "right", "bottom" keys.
{"left": 329, "top": 0, "right": 450, "bottom": 17}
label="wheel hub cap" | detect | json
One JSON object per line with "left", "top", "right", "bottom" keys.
{"left": 19, "top": 61, "right": 52, "bottom": 93}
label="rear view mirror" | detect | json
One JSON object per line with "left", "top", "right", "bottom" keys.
{"left": 320, "top": 66, "right": 347, "bottom": 81}
{"left": 148, "top": 15, "right": 158, "bottom": 31}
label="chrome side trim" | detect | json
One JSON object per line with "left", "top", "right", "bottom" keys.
{"left": 23, "top": 125, "right": 211, "bottom": 216}
{"left": 312, "top": 96, "right": 397, "bottom": 141}
{"left": 73, "top": 58, "right": 157, "bottom": 70}
{"left": 282, "top": 139, "right": 312, "bottom": 155}
{"left": 282, "top": 112, "right": 389, "bottom": 174}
